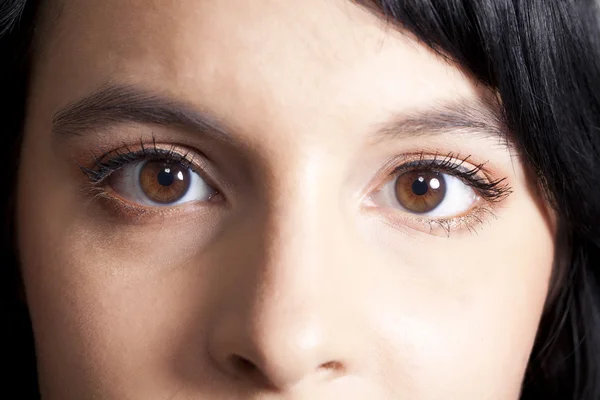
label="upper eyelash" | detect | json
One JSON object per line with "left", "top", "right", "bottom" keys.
{"left": 80, "top": 145, "right": 512, "bottom": 206}
{"left": 79, "top": 140, "right": 196, "bottom": 184}
{"left": 390, "top": 152, "right": 513, "bottom": 202}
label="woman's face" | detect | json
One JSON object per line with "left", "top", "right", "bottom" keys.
{"left": 17, "top": 0, "right": 556, "bottom": 398}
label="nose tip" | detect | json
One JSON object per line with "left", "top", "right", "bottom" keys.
{"left": 209, "top": 318, "right": 349, "bottom": 391}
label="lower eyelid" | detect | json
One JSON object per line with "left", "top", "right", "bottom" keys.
{"left": 367, "top": 203, "right": 497, "bottom": 237}
{"left": 85, "top": 184, "right": 221, "bottom": 224}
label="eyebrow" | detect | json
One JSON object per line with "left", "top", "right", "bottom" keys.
{"left": 374, "top": 95, "right": 510, "bottom": 145}
{"left": 52, "top": 84, "right": 232, "bottom": 142}
{"left": 52, "top": 84, "right": 509, "bottom": 145}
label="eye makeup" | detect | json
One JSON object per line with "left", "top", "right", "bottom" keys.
{"left": 76, "top": 138, "right": 223, "bottom": 222}
{"left": 364, "top": 152, "right": 513, "bottom": 236}
{"left": 76, "top": 137, "right": 513, "bottom": 234}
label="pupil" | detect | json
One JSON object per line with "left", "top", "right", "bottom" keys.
{"left": 157, "top": 167, "right": 175, "bottom": 187}
{"left": 412, "top": 177, "right": 429, "bottom": 196}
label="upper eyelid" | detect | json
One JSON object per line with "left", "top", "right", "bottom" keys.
{"left": 374, "top": 155, "right": 512, "bottom": 202}
{"left": 389, "top": 152, "right": 510, "bottom": 186}
{"left": 83, "top": 144, "right": 509, "bottom": 198}
{"left": 384, "top": 154, "right": 486, "bottom": 182}
{"left": 389, "top": 158, "right": 478, "bottom": 177}
{"left": 81, "top": 145, "right": 204, "bottom": 184}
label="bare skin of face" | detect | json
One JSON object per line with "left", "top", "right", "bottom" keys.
{"left": 17, "top": 0, "right": 556, "bottom": 398}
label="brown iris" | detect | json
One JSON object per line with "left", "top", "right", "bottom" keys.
{"left": 395, "top": 170, "right": 446, "bottom": 213}
{"left": 138, "top": 161, "right": 191, "bottom": 204}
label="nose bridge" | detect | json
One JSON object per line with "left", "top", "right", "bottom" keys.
{"left": 268, "top": 161, "right": 339, "bottom": 273}
{"left": 257, "top": 146, "right": 350, "bottom": 289}
{"left": 207, "top": 156, "right": 363, "bottom": 391}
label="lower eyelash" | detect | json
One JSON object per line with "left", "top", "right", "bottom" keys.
{"left": 373, "top": 203, "right": 499, "bottom": 238}
{"left": 417, "top": 206, "right": 498, "bottom": 236}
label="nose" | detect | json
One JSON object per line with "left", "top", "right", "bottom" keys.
{"left": 209, "top": 300, "right": 351, "bottom": 391}
{"left": 207, "top": 206, "right": 362, "bottom": 392}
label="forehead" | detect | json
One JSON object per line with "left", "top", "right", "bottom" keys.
{"left": 34, "top": 0, "right": 483, "bottom": 145}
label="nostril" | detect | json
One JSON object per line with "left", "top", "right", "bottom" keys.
{"left": 226, "top": 355, "right": 345, "bottom": 387}
{"left": 228, "top": 355, "right": 268, "bottom": 385}
{"left": 316, "top": 360, "right": 345, "bottom": 381}
{"left": 319, "top": 360, "right": 343, "bottom": 372}
{"left": 230, "top": 355, "right": 258, "bottom": 374}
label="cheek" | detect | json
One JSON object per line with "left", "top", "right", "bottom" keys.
{"left": 18, "top": 210, "right": 222, "bottom": 396}
{"left": 16, "top": 131, "right": 221, "bottom": 396}
{"left": 360, "top": 196, "right": 555, "bottom": 397}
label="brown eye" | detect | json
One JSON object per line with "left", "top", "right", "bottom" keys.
{"left": 137, "top": 161, "right": 191, "bottom": 204}
{"left": 394, "top": 170, "right": 447, "bottom": 214}
{"left": 108, "top": 160, "right": 215, "bottom": 206}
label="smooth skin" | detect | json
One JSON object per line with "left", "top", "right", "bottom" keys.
{"left": 17, "top": 0, "right": 555, "bottom": 398}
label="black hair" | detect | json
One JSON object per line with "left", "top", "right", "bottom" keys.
{"left": 2, "top": 0, "right": 600, "bottom": 398}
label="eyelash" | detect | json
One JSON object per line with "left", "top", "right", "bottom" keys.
{"left": 372, "top": 152, "right": 513, "bottom": 235}
{"left": 79, "top": 140, "right": 198, "bottom": 185}
{"left": 80, "top": 143, "right": 512, "bottom": 234}
{"left": 389, "top": 152, "right": 512, "bottom": 203}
